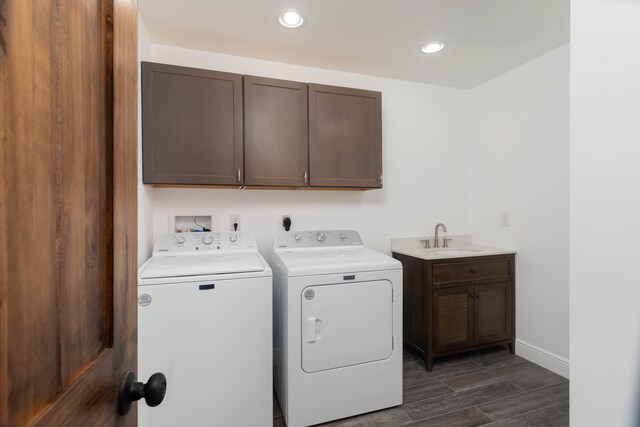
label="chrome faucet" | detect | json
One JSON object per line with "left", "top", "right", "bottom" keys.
{"left": 434, "top": 223, "right": 447, "bottom": 248}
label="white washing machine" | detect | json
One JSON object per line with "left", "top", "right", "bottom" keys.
{"left": 270, "top": 230, "right": 402, "bottom": 427}
{"left": 137, "top": 232, "right": 272, "bottom": 427}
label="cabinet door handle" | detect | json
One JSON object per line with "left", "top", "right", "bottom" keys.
{"left": 304, "top": 171, "right": 308, "bottom": 185}
{"left": 237, "top": 169, "right": 241, "bottom": 182}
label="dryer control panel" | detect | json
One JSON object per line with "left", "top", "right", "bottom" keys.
{"left": 153, "top": 232, "right": 257, "bottom": 256}
{"left": 274, "top": 230, "right": 363, "bottom": 249}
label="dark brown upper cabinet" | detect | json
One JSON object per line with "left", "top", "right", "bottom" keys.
{"left": 142, "top": 63, "right": 383, "bottom": 190}
{"left": 308, "top": 84, "right": 382, "bottom": 188}
{"left": 142, "top": 62, "right": 243, "bottom": 185}
{"left": 243, "top": 76, "right": 309, "bottom": 187}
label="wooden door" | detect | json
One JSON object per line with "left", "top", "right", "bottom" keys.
{"left": 432, "top": 285, "right": 474, "bottom": 353}
{"left": 474, "top": 281, "right": 513, "bottom": 345}
{"left": 308, "top": 84, "right": 382, "bottom": 188}
{"left": 0, "top": 0, "right": 138, "bottom": 425}
{"left": 142, "top": 62, "right": 243, "bottom": 186}
{"left": 243, "top": 75, "right": 308, "bottom": 187}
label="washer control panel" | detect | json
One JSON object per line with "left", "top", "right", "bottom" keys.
{"left": 274, "top": 230, "right": 362, "bottom": 249}
{"left": 153, "top": 232, "right": 255, "bottom": 255}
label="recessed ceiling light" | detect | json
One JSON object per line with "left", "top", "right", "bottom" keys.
{"left": 421, "top": 42, "right": 445, "bottom": 54}
{"left": 279, "top": 10, "right": 304, "bottom": 28}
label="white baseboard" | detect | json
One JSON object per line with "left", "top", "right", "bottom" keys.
{"left": 516, "top": 339, "right": 569, "bottom": 379}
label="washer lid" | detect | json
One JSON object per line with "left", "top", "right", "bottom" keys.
{"left": 272, "top": 247, "right": 401, "bottom": 276}
{"left": 139, "top": 252, "right": 265, "bottom": 279}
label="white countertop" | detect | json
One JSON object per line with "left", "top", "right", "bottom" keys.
{"left": 390, "top": 235, "right": 516, "bottom": 260}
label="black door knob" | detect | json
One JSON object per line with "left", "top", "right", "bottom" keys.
{"left": 118, "top": 371, "right": 167, "bottom": 415}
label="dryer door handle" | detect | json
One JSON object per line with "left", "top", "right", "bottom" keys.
{"left": 307, "top": 316, "right": 318, "bottom": 343}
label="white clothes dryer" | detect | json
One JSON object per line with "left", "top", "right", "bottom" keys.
{"left": 138, "top": 232, "right": 272, "bottom": 427}
{"left": 270, "top": 230, "right": 402, "bottom": 427}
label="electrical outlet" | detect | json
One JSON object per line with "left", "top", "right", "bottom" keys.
{"left": 282, "top": 215, "right": 292, "bottom": 231}
{"left": 230, "top": 214, "right": 241, "bottom": 232}
{"left": 501, "top": 212, "right": 510, "bottom": 227}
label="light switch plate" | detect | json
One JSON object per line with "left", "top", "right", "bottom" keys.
{"left": 501, "top": 212, "right": 510, "bottom": 227}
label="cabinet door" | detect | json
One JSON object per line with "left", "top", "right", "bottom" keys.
{"left": 142, "top": 62, "right": 243, "bottom": 185}
{"left": 308, "top": 84, "right": 382, "bottom": 188}
{"left": 474, "top": 281, "right": 513, "bottom": 344}
{"left": 433, "top": 285, "right": 474, "bottom": 353}
{"left": 244, "top": 76, "right": 308, "bottom": 187}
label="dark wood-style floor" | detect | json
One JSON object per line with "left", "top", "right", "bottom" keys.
{"left": 273, "top": 346, "right": 569, "bottom": 426}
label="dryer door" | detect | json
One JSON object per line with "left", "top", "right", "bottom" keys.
{"left": 301, "top": 280, "right": 393, "bottom": 373}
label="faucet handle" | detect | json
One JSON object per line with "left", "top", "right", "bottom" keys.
{"left": 443, "top": 237, "right": 453, "bottom": 248}
{"left": 420, "top": 239, "right": 431, "bottom": 249}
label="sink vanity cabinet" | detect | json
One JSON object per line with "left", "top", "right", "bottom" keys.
{"left": 392, "top": 252, "right": 515, "bottom": 370}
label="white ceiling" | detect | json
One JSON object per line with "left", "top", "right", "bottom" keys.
{"left": 138, "top": 0, "right": 569, "bottom": 89}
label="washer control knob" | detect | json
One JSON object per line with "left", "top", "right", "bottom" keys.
{"left": 294, "top": 233, "right": 302, "bottom": 242}
{"left": 315, "top": 231, "right": 326, "bottom": 242}
{"left": 176, "top": 235, "right": 185, "bottom": 244}
{"left": 229, "top": 234, "right": 238, "bottom": 243}
{"left": 202, "top": 234, "right": 213, "bottom": 245}
{"left": 338, "top": 232, "right": 347, "bottom": 240}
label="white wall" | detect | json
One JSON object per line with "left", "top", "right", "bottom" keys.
{"left": 142, "top": 45, "right": 470, "bottom": 258}
{"left": 137, "top": 31, "right": 571, "bottom": 385}
{"left": 571, "top": 1, "right": 640, "bottom": 425}
{"left": 467, "top": 45, "right": 570, "bottom": 376}
{"left": 137, "top": 16, "right": 155, "bottom": 266}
